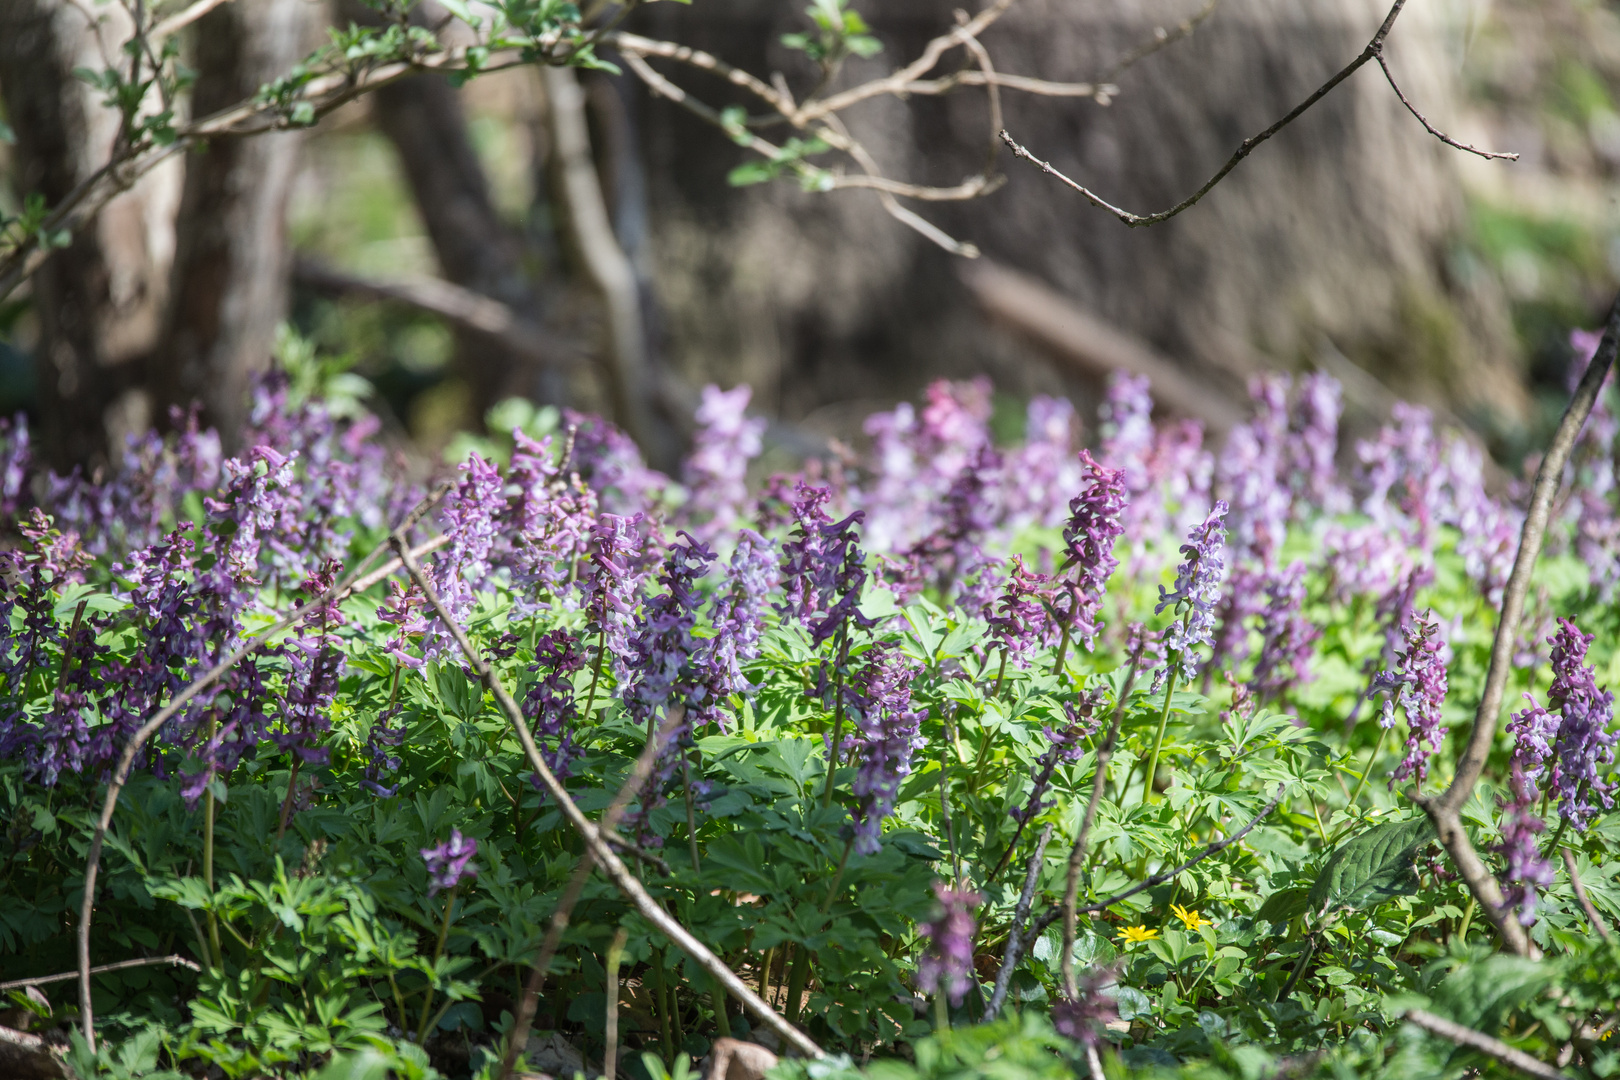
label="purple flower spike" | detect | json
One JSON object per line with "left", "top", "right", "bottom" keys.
{"left": 683, "top": 385, "right": 766, "bottom": 544}
{"left": 708, "top": 529, "right": 780, "bottom": 696}
{"left": 1509, "top": 617, "right": 1617, "bottom": 829}
{"left": 988, "top": 555, "right": 1055, "bottom": 663}
{"left": 917, "top": 881, "right": 981, "bottom": 1007}
{"left": 1495, "top": 765, "right": 1554, "bottom": 927}
{"left": 1155, "top": 502, "right": 1229, "bottom": 684}
{"left": 578, "top": 513, "right": 648, "bottom": 683}
{"left": 1371, "top": 609, "right": 1448, "bottom": 788}
{"left": 845, "top": 644, "right": 927, "bottom": 854}
{"left": 1059, "top": 451, "right": 1128, "bottom": 652}
{"left": 420, "top": 829, "right": 479, "bottom": 894}
{"left": 779, "top": 481, "right": 874, "bottom": 648}
{"left": 1051, "top": 967, "right": 1120, "bottom": 1050}
{"left": 1248, "top": 561, "right": 1319, "bottom": 703}
{"left": 524, "top": 630, "right": 588, "bottom": 779}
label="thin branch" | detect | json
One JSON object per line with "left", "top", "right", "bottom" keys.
{"left": 1419, "top": 292, "right": 1620, "bottom": 958}
{"left": 294, "top": 259, "right": 577, "bottom": 369}
{"left": 1562, "top": 847, "right": 1612, "bottom": 943}
{"left": 984, "top": 822, "right": 1054, "bottom": 1019}
{"left": 496, "top": 710, "right": 679, "bottom": 1080}
{"left": 895, "top": 70, "right": 1109, "bottom": 100}
{"left": 75, "top": 498, "right": 450, "bottom": 1051}
{"left": 385, "top": 534, "right": 826, "bottom": 1059}
{"left": 1000, "top": 0, "right": 1413, "bottom": 228}
{"left": 149, "top": 0, "right": 233, "bottom": 42}
{"left": 1097, "top": 0, "right": 1220, "bottom": 85}
{"left": 1404, "top": 1009, "right": 1570, "bottom": 1080}
{"left": 2, "top": 955, "right": 199, "bottom": 992}
{"left": 1375, "top": 53, "right": 1517, "bottom": 161}
{"left": 1076, "top": 784, "right": 1285, "bottom": 915}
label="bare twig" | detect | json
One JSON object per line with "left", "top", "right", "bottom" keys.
{"left": 984, "top": 822, "right": 1054, "bottom": 1019}
{"left": 1404, "top": 1009, "right": 1570, "bottom": 1080}
{"left": 1375, "top": 53, "right": 1517, "bottom": 162}
{"left": 294, "top": 260, "right": 577, "bottom": 369}
{"left": 1000, "top": 0, "right": 1433, "bottom": 227}
{"left": 1097, "top": 0, "right": 1220, "bottom": 85}
{"left": 1075, "top": 784, "right": 1285, "bottom": 916}
{"left": 75, "top": 499, "right": 451, "bottom": 1050}
{"left": 1419, "top": 293, "right": 1620, "bottom": 958}
{"left": 1562, "top": 848, "right": 1613, "bottom": 943}
{"left": 497, "top": 711, "right": 680, "bottom": 1080}
{"left": 149, "top": 0, "right": 233, "bottom": 41}
{"left": 2, "top": 955, "right": 199, "bottom": 992}
{"left": 386, "top": 534, "right": 826, "bottom": 1059}
{"left": 1060, "top": 657, "right": 1139, "bottom": 998}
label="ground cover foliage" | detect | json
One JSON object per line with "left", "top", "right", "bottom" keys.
{"left": 0, "top": 337, "right": 1618, "bottom": 1080}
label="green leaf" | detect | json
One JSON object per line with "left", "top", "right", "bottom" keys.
{"left": 1308, "top": 816, "right": 1436, "bottom": 912}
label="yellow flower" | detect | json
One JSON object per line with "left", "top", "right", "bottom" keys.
{"left": 1118, "top": 925, "right": 1159, "bottom": 943}
{"left": 1170, "top": 904, "right": 1216, "bottom": 931}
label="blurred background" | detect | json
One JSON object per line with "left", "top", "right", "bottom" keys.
{"left": 0, "top": 0, "right": 1616, "bottom": 476}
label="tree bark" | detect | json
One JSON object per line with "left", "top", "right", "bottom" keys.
{"left": 0, "top": 0, "right": 179, "bottom": 469}
{"left": 151, "top": 0, "right": 313, "bottom": 449}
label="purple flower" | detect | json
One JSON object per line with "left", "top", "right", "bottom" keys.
{"left": 707, "top": 529, "right": 780, "bottom": 696}
{"left": 1248, "top": 561, "right": 1319, "bottom": 703}
{"left": 420, "top": 829, "right": 479, "bottom": 894}
{"left": 1371, "top": 609, "right": 1448, "bottom": 788}
{"left": 1509, "top": 617, "right": 1617, "bottom": 829}
{"left": 505, "top": 431, "right": 597, "bottom": 612}
{"left": 525, "top": 630, "right": 588, "bottom": 779}
{"left": 1495, "top": 765, "right": 1555, "bottom": 927}
{"left": 625, "top": 533, "right": 716, "bottom": 730}
{"left": 1285, "top": 374, "right": 1347, "bottom": 517}
{"left": 1155, "top": 502, "right": 1229, "bottom": 685}
{"left": 779, "top": 482, "right": 874, "bottom": 649}
{"left": 271, "top": 559, "right": 346, "bottom": 767}
{"left": 1057, "top": 451, "right": 1127, "bottom": 653}
{"left": 1010, "top": 691, "right": 1100, "bottom": 827}
{"left": 844, "top": 644, "right": 927, "bottom": 855}
{"left": 917, "top": 882, "right": 981, "bottom": 1007}
{"left": 1004, "top": 396, "right": 1084, "bottom": 531}
{"left": 361, "top": 705, "right": 408, "bottom": 798}
{"left": 988, "top": 555, "right": 1055, "bottom": 663}
{"left": 424, "top": 452, "right": 506, "bottom": 660}
{"left": 0, "top": 412, "right": 31, "bottom": 518}
{"left": 1051, "top": 966, "right": 1119, "bottom": 1050}
{"left": 564, "top": 410, "right": 667, "bottom": 516}
{"left": 577, "top": 513, "right": 648, "bottom": 683}
{"left": 858, "top": 379, "right": 992, "bottom": 554}
{"left": 682, "top": 385, "right": 766, "bottom": 544}
{"left": 906, "top": 444, "right": 1001, "bottom": 598}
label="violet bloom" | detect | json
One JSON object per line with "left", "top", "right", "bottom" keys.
{"left": 988, "top": 555, "right": 1055, "bottom": 664}
{"left": 1285, "top": 373, "right": 1347, "bottom": 517}
{"left": 271, "top": 559, "right": 346, "bottom": 767}
{"left": 577, "top": 513, "right": 647, "bottom": 683}
{"left": 778, "top": 482, "right": 874, "bottom": 649}
{"left": 1508, "top": 617, "right": 1617, "bottom": 829}
{"left": 1494, "top": 765, "right": 1555, "bottom": 927}
{"left": 506, "top": 430, "right": 596, "bottom": 612}
{"left": 1010, "top": 691, "right": 1100, "bottom": 827}
{"left": 361, "top": 705, "right": 409, "bottom": 798}
{"left": 1051, "top": 966, "right": 1120, "bottom": 1051}
{"left": 708, "top": 529, "right": 780, "bottom": 696}
{"left": 844, "top": 644, "right": 927, "bottom": 854}
{"left": 682, "top": 384, "right": 766, "bottom": 545}
{"left": 1248, "top": 561, "right": 1320, "bottom": 703}
{"left": 425, "top": 452, "right": 505, "bottom": 660}
{"left": 420, "top": 829, "right": 479, "bottom": 894}
{"left": 0, "top": 412, "right": 30, "bottom": 518}
{"left": 1003, "top": 396, "right": 1083, "bottom": 531}
{"left": 1371, "top": 609, "right": 1448, "bottom": 788}
{"left": 564, "top": 409, "right": 667, "bottom": 516}
{"left": 1155, "top": 502, "right": 1229, "bottom": 685}
{"left": 917, "top": 882, "right": 981, "bottom": 1007}
{"left": 525, "top": 630, "right": 587, "bottom": 779}
{"left": 377, "top": 580, "right": 429, "bottom": 670}
{"left": 624, "top": 533, "right": 716, "bottom": 731}
{"left": 906, "top": 444, "right": 1001, "bottom": 597}
{"left": 1058, "top": 451, "right": 1127, "bottom": 652}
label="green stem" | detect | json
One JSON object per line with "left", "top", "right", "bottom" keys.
{"left": 1308, "top": 798, "right": 1330, "bottom": 846}
{"left": 416, "top": 883, "right": 460, "bottom": 1043}
{"left": 584, "top": 627, "right": 607, "bottom": 725}
{"left": 758, "top": 946, "right": 775, "bottom": 1004}
{"left": 1328, "top": 725, "right": 1392, "bottom": 846}
{"left": 821, "top": 625, "right": 850, "bottom": 809}
{"left": 604, "top": 928, "right": 628, "bottom": 1080}
{"left": 682, "top": 756, "right": 702, "bottom": 873}
{"left": 784, "top": 944, "right": 811, "bottom": 1026}
{"left": 1455, "top": 897, "right": 1476, "bottom": 944}
{"left": 1141, "top": 667, "right": 1180, "bottom": 805}
{"left": 202, "top": 718, "right": 222, "bottom": 969}
{"left": 992, "top": 648, "right": 1009, "bottom": 698}
{"left": 710, "top": 975, "right": 732, "bottom": 1038}
{"left": 654, "top": 953, "right": 673, "bottom": 1061}
{"left": 822, "top": 838, "right": 854, "bottom": 912}
{"left": 933, "top": 992, "right": 949, "bottom": 1031}
{"left": 274, "top": 757, "right": 302, "bottom": 842}
{"left": 1543, "top": 802, "right": 1577, "bottom": 861}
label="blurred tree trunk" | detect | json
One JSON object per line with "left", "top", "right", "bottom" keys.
{"left": 150, "top": 0, "right": 313, "bottom": 449}
{"left": 336, "top": 0, "right": 556, "bottom": 423}
{"left": 0, "top": 0, "right": 179, "bottom": 469}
